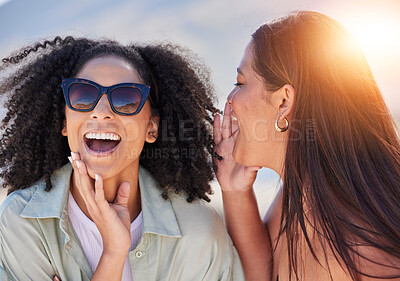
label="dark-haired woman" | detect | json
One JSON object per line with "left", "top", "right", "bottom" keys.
{"left": 0, "top": 37, "right": 244, "bottom": 280}
{"left": 214, "top": 11, "right": 400, "bottom": 281}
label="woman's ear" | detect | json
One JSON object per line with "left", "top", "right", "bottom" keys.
{"left": 61, "top": 119, "right": 67, "bottom": 136}
{"left": 145, "top": 115, "right": 160, "bottom": 143}
{"left": 277, "top": 84, "right": 295, "bottom": 119}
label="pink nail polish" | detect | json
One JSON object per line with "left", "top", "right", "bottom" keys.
{"left": 68, "top": 156, "right": 73, "bottom": 164}
{"left": 95, "top": 174, "right": 99, "bottom": 181}
{"left": 76, "top": 161, "right": 80, "bottom": 169}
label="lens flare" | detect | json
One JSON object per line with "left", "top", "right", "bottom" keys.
{"left": 341, "top": 13, "right": 400, "bottom": 63}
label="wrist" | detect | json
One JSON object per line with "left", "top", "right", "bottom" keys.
{"left": 221, "top": 184, "right": 254, "bottom": 193}
{"left": 222, "top": 187, "right": 256, "bottom": 203}
{"left": 102, "top": 246, "right": 130, "bottom": 260}
{"left": 102, "top": 250, "right": 129, "bottom": 262}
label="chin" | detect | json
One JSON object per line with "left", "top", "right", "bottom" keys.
{"left": 233, "top": 138, "right": 276, "bottom": 168}
{"left": 84, "top": 160, "right": 117, "bottom": 180}
{"left": 232, "top": 144, "right": 260, "bottom": 167}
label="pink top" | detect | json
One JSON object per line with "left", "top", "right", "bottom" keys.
{"left": 68, "top": 192, "right": 143, "bottom": 281}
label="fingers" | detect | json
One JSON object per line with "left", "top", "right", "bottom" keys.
{"left": 75, "top": 160, "right": 96, "bottom": 203}
{"left": 114, "top": 182, "right": 130, "bottom": 208}
{"left": 94, "top": 174, "right": 110, "bottom": 212}
{"left": 53, "top": 276, "right": 61, "bottom": 281}
{"left": 71, "top": 151, "right": 80, "bottom": 162}
{"left": 94, "top": 174, "right": 104, "bottom": 201}
{"left": 243, "top": 166, "right": 263, "bottom": 182}
{"left": 68, "top": 152, "right": 99, "bottom": 215}
{"left": 213, "top": 113, "right": 222, "bottom": 145}
{"left": 221, "top": 102, "right": 232, "bottom": 140}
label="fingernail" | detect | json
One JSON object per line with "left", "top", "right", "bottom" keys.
{"left": 76, "top": 161, "right": 80, "bottom": 169}
{"left": 95, "top": 174, "right": 99, "bottom": 182}
{"left": 71, "top": 152, "right": 77, "bottom": 161}
{"left": 68, "top": 156, "right": 73, "bottom": 164}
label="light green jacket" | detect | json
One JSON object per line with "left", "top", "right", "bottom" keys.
{"left": 0, "top": 164, "right": 244, "bottom": 281}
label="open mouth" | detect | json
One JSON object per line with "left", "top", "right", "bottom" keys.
{"left": 84, "top": 132, "right": 121, "bottom": 154}
{"left": 231, "top": 110, "right": 239, "bottom": 133}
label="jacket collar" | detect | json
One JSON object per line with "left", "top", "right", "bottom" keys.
{"left": 20, "top": 163, "right": 182, "bottom": 238}
{"left": 20, "top": 163, "right": 71, "bottom": 219}
{"left": 138, "top": 165, "right": 181, "bottom": 237}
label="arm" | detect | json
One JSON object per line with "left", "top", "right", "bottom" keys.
{"left": 213, "top": 102, "right": 273, "bottom": 281}
{"left": 222, "top": 189, "right": 272, "bottom": 281}
{"left": 0, "top": 201, "right": 60, "bottom": 281}
{"left": 91, "top": 252, "right": 126, "bottom": 281}
{"left": 69, "top": 154, "right": 131, "bottom": 281}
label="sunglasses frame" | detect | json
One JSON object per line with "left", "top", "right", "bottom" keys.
{"left": 61, "top": 78, "right": 151, "bottom": 116}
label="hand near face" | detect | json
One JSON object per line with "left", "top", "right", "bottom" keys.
{"left": 213, "top": 102, "right": 262, "bottom": 192}
{"left": 69, "top": 153, "right": 131, "bottom": 257}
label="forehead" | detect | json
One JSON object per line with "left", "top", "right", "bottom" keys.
{"left": 238, "top": 41, "right": 255, "bottom": 75}
{"left": 77, "top": 56, "right": 142, "bottom": 85}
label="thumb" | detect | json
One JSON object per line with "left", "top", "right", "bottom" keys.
{"left": 244, "top": 166, "right": 262, "bottom": 181}
{"left": 114, "top": 181, "right": 131, "bottom": 207}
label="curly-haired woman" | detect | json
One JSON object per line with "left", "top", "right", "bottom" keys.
{"left": 213, "top": 11, "right": 400, "bottom": 281}
{"left": 0, "top": 37, "right": 244, "bottom": 281}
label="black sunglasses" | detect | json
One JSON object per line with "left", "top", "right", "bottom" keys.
{"left": 61, "top": 78, "right": 151, "bottom": 116}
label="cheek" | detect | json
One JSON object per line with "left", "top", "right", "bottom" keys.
{"left": 122, "top": 119, "right": 147, "bottom": 143}
{"left": 234, "top": 97, "right": 279, "bottom": 148}
{"left": 233, "top": 91, "right": 268, "bottom": 133}
{"left": 64, "top": 114, "right": 81, "bottom": 149}
{"left": 231, "top": 91, "right": 250, "bottom": 127}
{"left": 64, "top": 111, "right": 77, "bottom": 135}
{"left": 123, "top": 107, "right": 152, "bottom": 143}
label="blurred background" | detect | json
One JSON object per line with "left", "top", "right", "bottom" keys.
{"left": 0, "top": 0, "right": 399, "bottom": 217}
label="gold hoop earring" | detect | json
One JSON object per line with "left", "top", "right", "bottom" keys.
{"left": 275, "top": 116, "right": 289, "bottom": 132}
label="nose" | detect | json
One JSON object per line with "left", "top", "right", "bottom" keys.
{"left": 227, "top": 87, "right": 239, "bottom": 104}
{"left": 90, "top": 94, "right": 115, "bottom": 120}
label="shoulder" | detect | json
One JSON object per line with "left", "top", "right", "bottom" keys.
{"left": 166, "top": 194, "right": 245, "bottom": 279}
{"left": 0, "top": 180, "right": 47, "bottom": 250}
{"left": 0, "top": 182, "right": 44, "bottom": 263}
{"left": 168, "top": 193, "right": 234, "bottom": 250}
{"left": 0, "top": 183, "right": 42, "bottom": 227}
{"left": 0, "top": 164, "right": 71, "bottom": 228}
{"left": 0, "top": 181, "right": 61, "bottom": 281}
{"left": 169, "top": 194, "right": 227, "bottom": 237}
{"left": 140, "top": 165, "right": 229, "bottom": 243}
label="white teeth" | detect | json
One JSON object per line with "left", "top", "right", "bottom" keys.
{"left": 230, "top": 109, "right": 238, "bottom": 121}
{"left": 85, "top": 132, "right": 121, "bottom": 141}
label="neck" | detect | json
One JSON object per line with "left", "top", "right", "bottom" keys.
{"left": 70, "top": 162, "right": 141, "bottom": 223}
{"left": 268, "top": 143, "right": 286, "bottom": 181}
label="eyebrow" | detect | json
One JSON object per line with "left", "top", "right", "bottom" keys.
{"left": 237, "top": 67, "right": 244, "bottom": 76}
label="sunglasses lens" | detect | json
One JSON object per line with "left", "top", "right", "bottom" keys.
{"left": 110, "top": 87, "right": 142, "bottom": 114}
{"left": 68, "top": 83, "right": 99, "bottom": 110}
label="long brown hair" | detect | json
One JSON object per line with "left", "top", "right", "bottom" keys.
{"left": 252, "top": 11, "right": 400, "bottom": 280}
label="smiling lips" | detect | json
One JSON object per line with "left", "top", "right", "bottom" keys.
{"left": 84, "top": 131, "right": 122, "bottom": 155}
{"left": 230, "top": 108, "right": 239, "bottom": 136}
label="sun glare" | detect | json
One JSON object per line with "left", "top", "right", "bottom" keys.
{"left": 341, "top": 13, "right": 400, "bottom": 63}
